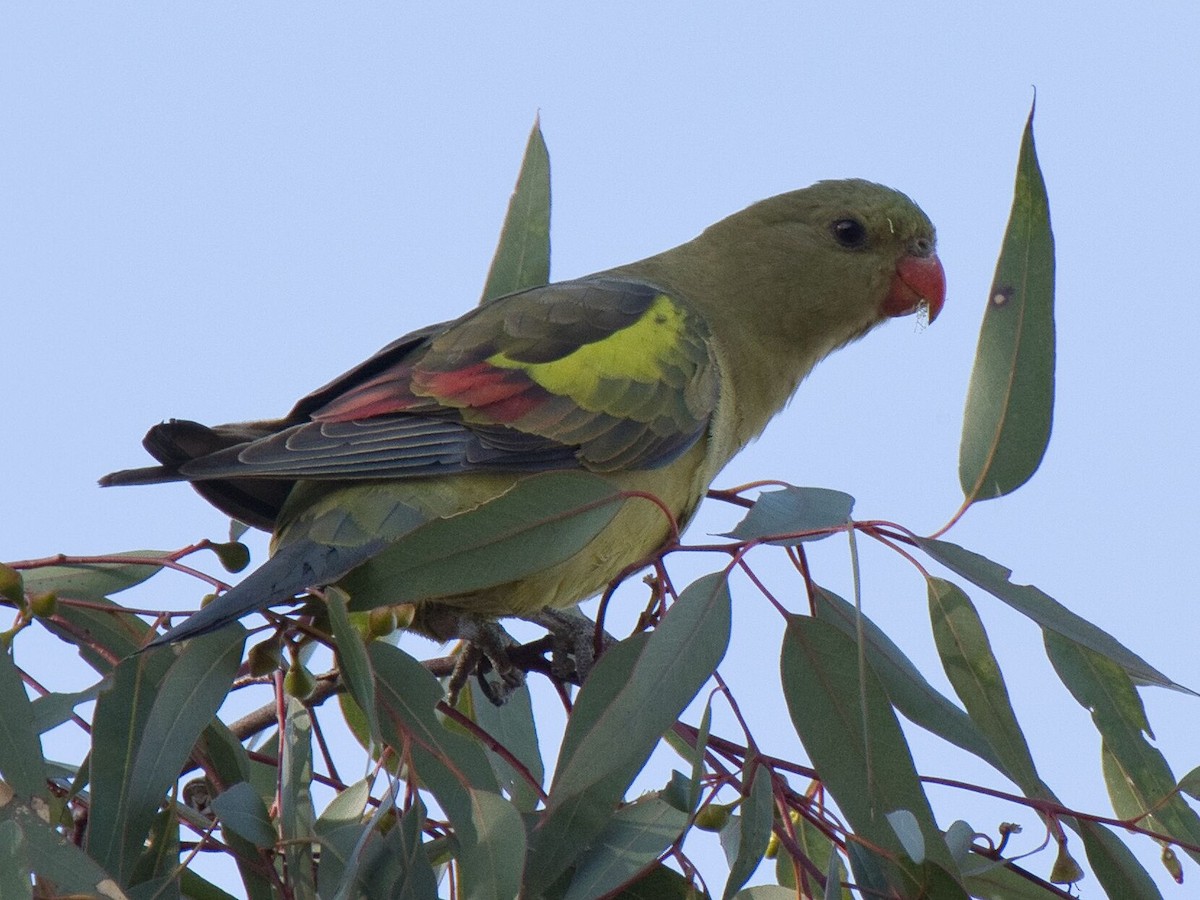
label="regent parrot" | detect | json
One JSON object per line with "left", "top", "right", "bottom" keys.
{"left": 101, "top": 179, "right": 945, "bottom": 653}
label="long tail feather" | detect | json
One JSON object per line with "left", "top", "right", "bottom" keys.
{"left": 146, "top": 535, "right": 386, "bottom": 647}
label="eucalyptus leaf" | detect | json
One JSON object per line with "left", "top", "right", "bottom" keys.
{"left": 721, "top": 486, "right": 854, "bottom": 544}
{"left": 481, "top": 116, "right": 551, "bottom": 304}
{"left": 959, "top": 102, "right": 1055, "bottom": 504}
{"left": 917, "top": 538, "right": 1186, "bottom": 692}
{"left": 527, "top": 572, "right": 731, "bottom": 895}
{"left": 345, "top": 471, "right": 623, "bottom": 608}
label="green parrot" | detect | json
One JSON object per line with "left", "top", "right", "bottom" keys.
{"left": 101, "top": 178, "right": 945, "bottom": 654}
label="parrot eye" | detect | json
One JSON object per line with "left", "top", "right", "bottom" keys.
{"left": 831, "top": 218, "right": 868, "bottom": 249}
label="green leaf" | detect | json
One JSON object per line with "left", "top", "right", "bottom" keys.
{"left": 721, "top": 486, "right": 854, "bottom": 544}
{"left": 612, "top": 864, "right": 707, "bottom": 899}
{"left": 369, "top": 643, "right": 524, "bottom": 894}
{"left": 564, "top": 795, "right": 690, "bottom": 900}
{"left": 369, "top": 643, "right": 498, "bottom": 794}
{"left": 916, "top": 538, "right": 1187, "bottom": 692}
{"left": 927, "top": 578, "right": 1043, "bottom": 796}
{"left": 19, "top": 550, "right": 171, "bottom": 599}
{"left": 886, "top": 809, "right": 925, "bottom": 864}
{"left": 959, "top": 102, "right": 1055, "bottom": 503}
{"left": 527, "top": 572, "right": 731, "bottom": 895}
{"left": 823, "top": 854, "right": 842, "bottom": 900}
{"left": 0, "top": 795, "right": 122, "bottom": 897}
{"left": 316, "top": 802, "right": 378, "bottom": 900}
{"left": 466, "top": 678, "right": 544, "bottom": 813}
{"left": 462, "top": 788, "right": 526, "bottom": 900}
{"left": 178, "top": 869, "right": 243, "bottom": 900}
{"left": 344, "top": 471, "right": 623, "bottom": 608}
{"left": 30, "top": 681, "right": 105, "bottom": 734}
{"left": 128, "top": 630, "right": 244, "bottom": 823}
{"left": 316, "top": 789, "right": 439, "bottom": 900}
{"left": 812, "top": 586, "right": 1002, "bottom": 772}
{"left": 779, "top": 616, "right": 956, "bottom": 878}
{"left": 0, "top": 820, "right": 32, "bottom": 900}
{"left": 41, "top": 593, "right": 151, "bottom": 672}
{"left": 326, "top": 586, "right": 379, "bottom": 744}
{"left": 211, "top": 782, "right": 276, "bottom": 850}
{"left": 774, "top": 814, "right": 843, "bottom": 894}
{"left": 688, "top": 702, "right": 712, "bottom": 815}
{"left": 191, "top": 723, "right": 273, "bottom": 900}
{"left": 1075, "top": 819, "right": 1164, "bottom": 900}
{"left": 481, "top": 115, "right": 551, "bottom": 304}
{"left": 280, "top": 697, "right": 316, "bottom": 900}
{"left": 963, "top": 861, "right": 1076, "bottom": 899}
{"left": 0, "top": 649, "right": 49, "bottom": 797}
{"left": 1046, "top": 632, "right": 1200, "bottom": 862}
{"left": 721, "top": 762, "right": 774, "bottom": 900}
{"left": 732, "top": 888, "right": 797, "bottom": 900}
{"left": 87, "top": 626, "right": 243, "bottom": 883}
{"left": 1177, "top": 765, "right": 1200, "bottom": 801}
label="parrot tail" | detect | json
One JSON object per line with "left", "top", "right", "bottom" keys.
{"left": 146, "top": 534, "right": 388, "bottom": 648}
{"left": 100, "top": 419, "right": 298, "bottom": 530}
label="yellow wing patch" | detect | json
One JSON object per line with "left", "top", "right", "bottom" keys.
{"left": 487, "top": 293, "right": 691, "bottom": 402}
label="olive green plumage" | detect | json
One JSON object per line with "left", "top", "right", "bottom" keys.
{"left": 101, "top": 179, "right": 945, "bottom": 644}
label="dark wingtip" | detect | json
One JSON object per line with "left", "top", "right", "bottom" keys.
{"left": 98, "top": 465, "right": 181, "bottom": 487}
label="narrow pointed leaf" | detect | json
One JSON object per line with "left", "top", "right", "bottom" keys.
{"left": 462, "top": 788, "right": 526, "bottom": 900}
{"left": 927, "top": 578, "right": 1043, "bottom": 796}
{"left": 369, "top": 643, "right": 524, "bottom": 894}
{"left": 466, "top": 678, "right": 544, "bottom": 813}
{"left": 721, "top": 486, "right": 854, "bottom": 544}
{"left": 87, "top": 626, "right": 243, "bottom": 882}
{"left": 42, "top": 594, "right": 151, "bottom": 671}
{"left": 326, "top": 586, "right": 378, "bottom": 743}
{"left": 2, "top": 799, "right": 122, "bottom": 897}
{"left": 733, "top": 889, "right": 795, "bottom": 900}
{"left": 211, "top": 782, "right": 276, "bottom": 850}
{"left": 780, "top": 616, "right": 955, "bottom": 875}
{"left": 481, "top": 116, "right": 551, "bottom": 304}
{"left": 0, "top": 650, "right": 49, "bottom": 797}
{"left": 0, "top": 821, "right": 31, "bottom": 900}
{"left": 345, "top": 471, "right": 622, "bottom": 608}
{"left": 964, "top": 863, "right": 1078, "bottom": 899}
{"left": 19, "top": 550, "right": 171, "bottom": 599}
{"left": 1177, "top": 765, "right": 1200, "bottom": 801}
{"left": 564, "top": 795, "right": 689, "bottom": 900}
{"left": 917, "top": 538, "right": 1187, "bottom": 692}
{"left": 280, "top": 697, "right": 316, "bottom": 898}
{"left": 527, "top": 572, "right": 731, "bottom": 894}
{"left": 127, "top": 629, "right": 244, "bottom": 819}
{"left": 369, "top": 643, "right": 497, "bottom": 795}
{"left": 722, "top": 762, "right": 774, "bottom": 899}
{"left": 1046, "top": 633, "right": 1200, "bottom": 861}
{"left": 610, "top": 864, "right": 702, "bottom": 899}
{"left": 1075, "top": 819, "right": 1164, "bottom": 900}
{"left": 823, "top": 854, "right": 842, "bottom": 900}
{"left": 886, "top": 809, "right": 926, "bottom": 863}
{"left": 813, "top": 586, "right": 1001, "bottom": 771}
{"left": 959, "top": 103, "right": 1055, "bottom": 503}
{"left": 30, "top": 682, "right": 105, "bottom": 734}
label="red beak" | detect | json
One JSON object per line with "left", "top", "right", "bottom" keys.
{"left": 884, "top": 254, "right": 946, "bottom": 322}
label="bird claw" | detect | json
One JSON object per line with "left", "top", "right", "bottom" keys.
{"left": 522, "top": 608, "right": 612, "bottom": 684}
{"left": 431, "top": 606, "right": 612, "bottom": 706}
{"left": 444, "top": 618, "right": 525, "bottom": 706}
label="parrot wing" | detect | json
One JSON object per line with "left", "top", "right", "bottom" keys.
{"left": 174, "top": 276, "right": 721, "bottom": 482}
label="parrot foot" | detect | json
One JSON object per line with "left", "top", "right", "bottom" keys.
{"left": 523, "top": 608, "right": 612, "bottom": 685}
{"left": 446, "top": 618, "right": 525, "bottom": 706}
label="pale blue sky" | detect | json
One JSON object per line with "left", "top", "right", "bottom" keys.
{"left": 4, "top": 4, "right": 1199, "bottom": 895}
